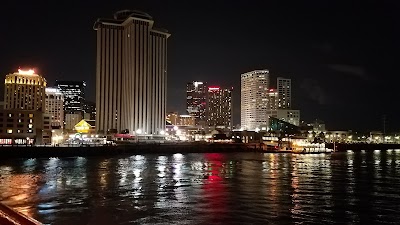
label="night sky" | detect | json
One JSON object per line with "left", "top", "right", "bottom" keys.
{"left": 1, "top": 1, "right": 399, "bottom": 132}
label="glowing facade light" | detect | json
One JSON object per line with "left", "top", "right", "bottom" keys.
{"left": 136, "top": 129, "right": 142, "bottom": 134}
{"left": 194, "top": 81, "right": 203, "bottom": 88}
{"left": 160, "top": 130, "right": 165, "bottom": 135}
{"left": 208, "top": 86, "right": 220, "bottom": 91}
{"left": 18, "top": 69, "right": 35, "bottom": 75}
{"left": 173, "top": 126, "right": 178, "bottom": 131}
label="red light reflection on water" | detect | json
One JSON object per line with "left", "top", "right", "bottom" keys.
{"left": 202, "top": 153, "right": 227, "bottom": 222}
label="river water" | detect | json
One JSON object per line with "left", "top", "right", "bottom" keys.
{"left": 0, "top": 151, "right": 400, "bottom": 225}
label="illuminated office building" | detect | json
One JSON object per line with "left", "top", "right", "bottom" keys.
{"left": 45, "top": 87, "right": 64, "bottom": 128}
{"left": 277, "top": 77, "right": 291, "bottom": 109}
{"left": 55, "top": 80, "right": 86, "bottom": 115}
{"left": 186, "top": 81, "right": 207, "bottom": 126}
{"left": 94, "top": 10, "right": 170, "bottom": 135}
{"left": 207, "top": 86, "right": 232, "bottom": 130}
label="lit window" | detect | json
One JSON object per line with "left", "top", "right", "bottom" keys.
{"left": 28, "top": 124, "right": 33, "bottom": 128}
{"left": 29, "top": 114, "right": 34, "bottom": 118}
{"left": 7, "top": 129, "right": 12, "bottom": 134}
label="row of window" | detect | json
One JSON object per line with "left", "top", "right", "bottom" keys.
{"left": 0, "top": 113, "right": 34, "bottom": 118}
{"left": 1, "top": 129, "right": 34, "bottom": 134}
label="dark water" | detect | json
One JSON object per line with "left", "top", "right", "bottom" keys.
{"left": 1, "top": 151, "right": 400, "bottom": 225}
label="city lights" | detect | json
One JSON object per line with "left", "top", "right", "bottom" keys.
{"left": 17, "top": 69, "right": 35, "bottom": 75}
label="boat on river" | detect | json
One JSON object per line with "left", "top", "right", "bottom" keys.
{"left": 263, "top": 136, "right": 333, "bottom": 154}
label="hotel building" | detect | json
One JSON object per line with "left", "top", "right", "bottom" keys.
{"left": 241, "top": 70, "right": 269, "bottom": 130}
{"left": 1, "top": 69, "right": 50, "bottom": 145}
{"left": 186, "top": 81, "right": 207, "bottom": 126}
{"left": 4, "top": 69, "right": 46, "bottom": 111}
{"left": 45, "top": 87, "right": 64, "bottom": 128}
{"left": 94, "top": 10, "right": 170, "bottom": 135}
{"left": 207, "top": 86, "right": 232, "bottom": 130}
{"left": 277, "top": 77, "right": 291, "bottom": 109}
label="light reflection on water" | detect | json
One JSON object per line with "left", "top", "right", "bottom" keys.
{"left": 0, "top": 151, "right": 400, "bottom": 225}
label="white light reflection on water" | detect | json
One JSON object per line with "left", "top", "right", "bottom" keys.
{"left": 1, "top": 152, "right": 400, "bottom": 225}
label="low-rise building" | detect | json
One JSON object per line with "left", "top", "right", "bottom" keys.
{"left": 0, "top": 109, "right": 43, "bottom": 145}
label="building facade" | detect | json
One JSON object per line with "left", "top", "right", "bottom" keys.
{"left": 0, "top": 109, "right": 43, "bottom": 145}
{"left": 186, "top": 81, "right": 207, "bottom": 126}
{"left": 4, "top": 69, "right": 46, "bottom": 111}
{"left": 178, "top": 115, "right": 195, "bottom": 126}
{"left": 166, "top": 112, "right": 179, "bottom": 125}
{"left": 277, "top": 77, "right": 291, "bottom": 109}
{"left": 55, "top": 80, "right": 86, "bottom": 115}
{"left": 94, "top": 10, "right": 170, "bottom": 135}
{"left": 83, "top": 101, "right": 96, "bottom": 120}
{"left": 45, "top": 87, "right": 64, "bottom": 128}
{"left": 241, "top": 70, "right": 269, "bottom": 130}
{"left": 65, "top": 113, "right": 82, "bottom": 131}
{"left": 207, "top": 86, "right": 232, "bottom": 130}
{"left": 275, "top": 109, "right": 300, "bottom": 126}
{"left": 267, "top": 88, "right": 278, "bottom": 110}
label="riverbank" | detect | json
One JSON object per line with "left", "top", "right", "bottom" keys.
{"left": 1, "top": 142, "right": 399, "bottom": 159}
{"left": 326, "top": 143, "right": 400, "bottom": 151}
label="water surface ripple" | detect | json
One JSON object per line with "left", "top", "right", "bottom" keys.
{"left": 1, "top": 151, "right": 400, "bottom": 224}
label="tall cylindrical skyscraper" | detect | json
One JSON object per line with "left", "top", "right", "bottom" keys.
{"left": 94, "top": 10, "right": 170, "bottom": 135}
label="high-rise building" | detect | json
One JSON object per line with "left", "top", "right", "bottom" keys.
{"left": 94, "top": 10, "right": 170, "bottom": 135}
{"left": 277, "top": 77, "right": 291, "bottom": 109}
{"left": 207, "top": 86, "right": 232, "bottom": 130}
{"left": 4, "top": 69, "right": 46, "bottom": 111}
{"left": 83, "top": 101, "right": 96, "bottom": 120}
{"left": 267, "top": 88, "right": 278, "bottom": 110}
{"left": 55, "top": 81, "right": 86, "bottom": 115}
{"left": 241, "top": 70, "right": 269, "bottom": 130}
{"left": 45, "top": 87, "right": 64, "bottom": 128}
{"left": 186, "top": 81, "right": 207, "bottom": 126}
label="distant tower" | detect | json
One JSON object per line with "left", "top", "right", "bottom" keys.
{"left": 277, "top": 77, "right": 291, "bottom": 109}
{"left": 55, "top": 81, "right": 86, "bottom": 115}
{"left": 207, "top": 86, "right": 232, "bottom": 130}
{"left": 4, "top": 69, "right": 46, "bottom": 111}
{"left": 241, "top": 70, "right": 269, "bottom": 130}
{"left": 94, "top": 10, "right": 170, "bottom": 135}
{"left": 186, "top": 81, "right": 207, "bottom": 126}
{"left": 45, "top": 87, "right": 64, "bottom": 128}
{"left": 267, "top": 88, "right": 278, "bottom": 110}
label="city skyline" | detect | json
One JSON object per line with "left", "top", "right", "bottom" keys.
{"left": 1, "top": 1, "right": 399, "bottom": 132}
